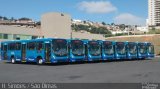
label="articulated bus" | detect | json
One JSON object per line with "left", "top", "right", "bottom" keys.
{"left": 115, "top": 42, "right": 127, "bottom": 59}
{"left": 1, "top": 38, "right": 69, "bottom": 64}
{"left": 85, "top": 40, "right": 102, "bottom": 61}
{"left": 69, "top": 39, "right": 86, "bottom": 62}
{"left": 102, "top": 41, "right": 115, "bottom": 60}
{"left": 146, "top": 42, "right": 154, "bottom": 58}
{"left": 126, "top": 42, "right": 138, "bottom": 59}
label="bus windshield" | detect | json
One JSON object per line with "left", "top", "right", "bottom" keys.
{"left": 89, "top": 41, "right": 101, "bottom": 56}
{"left": 138, "top": 43, "right": 146, "bottom": 54}
{"left": 71, "top": 40, "right": 84, "bottom": 56}
{"left": 128, "top": 43, "right": 137, "bottom": 54}
{"left": 52, "top": 39, "right": 68, "bottom": 57}
{"left": 148, "top": 45, "right": 154, "bottom": 54}
{"left": 103, "top": 42, "right": 114, "bottom": 55}
{"left": 116, "top": 42, "right": 125, "bottom": 55}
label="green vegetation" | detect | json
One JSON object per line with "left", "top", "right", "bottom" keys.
{"left": 71, "top": 24, "right": 132, "bottom": 38}
{"left": 148, "top": 28, "right": 160, "bottom": 34}
{"left": 36, "top": 21, "right": 41, "bottom": 25}
{"left": 18, "top": 17, "right": 31, "bottom": 21}
{"left": 104, "top": 34, "right": 113, "bottom": 37}
{"left": 0, "top": 16, "right": 9, "bottom": 20}
{"left": 71, "top": 24, "right": 112, "bottom": 35}
{"left": 0, "top": 16, "right": 32, "bottom": 21}
{"left": 101, "top": 22, "right": 106, "bottom": 25}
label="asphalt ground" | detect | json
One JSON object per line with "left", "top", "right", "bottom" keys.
{"left": 0, "top": 57, "right": 160, "bottom": 83}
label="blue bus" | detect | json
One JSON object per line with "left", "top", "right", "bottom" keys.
{"left": 1, "top": 41, "right": 22, "bottom": 62}
{"left": 102, "top": 41, "right": 115, "bottom": 60}
{"left": 69, "top": 39, "right": 86, "bottom": 62}
{"left": 146, "top": 42, "right": 154, "bottom": 58}
{"left": 126, "top": 42, "right": 138, "bottom": 59}
{"left": 1, "top": 38, "right": 69, "bottom": 64}
{"left": 85, "top": 40, "right": 102, "bottom": 61}
{"left": 137, "top": 42, "right": 147, "bottom": 59}
{"left": 115, "top": 42, "right": 127, "bottom": 59}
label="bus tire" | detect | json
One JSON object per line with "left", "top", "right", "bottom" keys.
{"left": 37, "top": 58, "right": 43, "bottom": 65}
{"left": 11, "top": 58, "right": 16, "bottom": 64}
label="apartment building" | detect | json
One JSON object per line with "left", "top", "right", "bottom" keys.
{"left": 148, "top": 0, "right": 160, "bottom": 26}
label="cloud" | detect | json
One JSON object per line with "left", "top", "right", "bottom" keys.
{"left": 114, "top": 13, "right": 146, "bottom": 25}
{"left": 78, "top": 1, "right": 117, "bottom": 14}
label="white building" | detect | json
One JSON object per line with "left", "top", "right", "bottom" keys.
{"left": 72, "top": 19, "right": 82, "bottom": 24}
{"left": 148, "top": 0, "right": 160, "bottom": 26}
{"left": 136, "top": 26, "right": 149, "bottom": 32}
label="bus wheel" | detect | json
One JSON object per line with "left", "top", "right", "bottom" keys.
{"left": 11, "top": 58, "right": 16, "bottom": 64}
{"left": 37, "top": 59, "right": 43, "bottom": 65}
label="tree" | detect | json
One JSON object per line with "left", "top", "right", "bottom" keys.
{"left": 71, "top": 24, "right": 112, "bottom": 35}
{"left": 83, "top": 21, "right": 86, "bottom": 24}
{"left": 119, "top": 24, "right": 125, "bottom": 30}
{"left": 102, "top": 22, "right": 106, "bottom": 25}
{"left": 111, "top": 23, "right": 115, "bottom": 26}
{"left": 10, "top": 17, "right": 15, "bottom": 21}
{"left": 3, "top": 16, "right": 8, "bottom": 20}
{"left": 19, "top": 17, "right": 31, "bottom": 21}
{"left": 36, "top": 21, "right": 41, "bottom": 25}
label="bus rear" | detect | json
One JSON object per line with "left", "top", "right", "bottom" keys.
{"left": 69, "top": 40, "right": 85, "bottom": 62}
{"left": 1, "top": 41, "right": 22, "bottom": 63}
{"left": 146, "top": 42, "right": 154, "bottom": 58}
{"left": 137, "top": 42, "right": 147, "bottom": 59}
{"left": 115, "top": 42, "right": 127, "bottom": 59}
{"left": 87, "top": 40, "right": 102, "bottom": 61}
{"left": 102, "top": 41, "right": 115, "bottom": 60}
{"left": 127, "top": 42, "right": 138, "bottom": 59}
{"left": 1, "top": 42, "right": 9, "bottom": 61}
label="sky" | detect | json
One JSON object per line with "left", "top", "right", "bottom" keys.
{"left": 0, "top": 0, "right": 148, "bottom": 25}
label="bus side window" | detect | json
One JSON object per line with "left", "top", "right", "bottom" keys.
{"left": 85, "top": 44, "right": 88, "bottom": 55}
{"left": 36, "top": 42, "right": 43, "bottom": 50}
{"left": 16, "top": 42, "right": 21, "bottom": 50}
{"left": 9, "top": 43, "right": 15, "bottom": 50}
{"left": 1, "top": 43, "right": 4, "bottom": 51}
{"left": 27, "top": 42, "right": 35, "bottom": 50}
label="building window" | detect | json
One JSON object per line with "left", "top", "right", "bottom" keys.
{"left": 8, "top": 34, "right": 13, "bottom": 40}
{"left": 61, "top": 13, "right": 64, "bottom": 16}
{"left": 32, "top": 36, "right": 38, "bottom": 39}
{"left": 3, "top": 34, "right": 8, "bottom": 39}
{"left": 0, "top": 33, "right": 2, "bottom": 39}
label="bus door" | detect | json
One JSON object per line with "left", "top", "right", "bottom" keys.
{"left": 45, "top": 43, "right": 51, "bottom": 62}
{"left": 3, "top": 44, "right": 8, "bottom": 60}
{"left": 21, "top": 43, "right": 26, "bottom": 61}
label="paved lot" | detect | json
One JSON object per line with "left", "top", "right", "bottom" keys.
{"left": 0, "top": 58, "right": 160, "bottom": 83}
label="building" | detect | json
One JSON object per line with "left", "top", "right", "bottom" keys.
{"left": 0, "top": 12, "right": 107, "bottom": 43}
{"left": 136, "top": 26, "right": 149, "bottom": 32}
{"left": 148, "top": 0, "right": 160, "bottom": 26}
{"left": 41, "top": 12, "right": 71, "bottom": 39}
{"left": 0, "top": 25, "right": 42, "bottom": 42}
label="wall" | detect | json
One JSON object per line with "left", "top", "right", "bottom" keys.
{"left": 41, "top": 12, "right": 71, "bottom": 39}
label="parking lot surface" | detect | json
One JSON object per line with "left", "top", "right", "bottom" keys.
{"left": 0, "top": 58, "right": 160, "bottom": 83}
